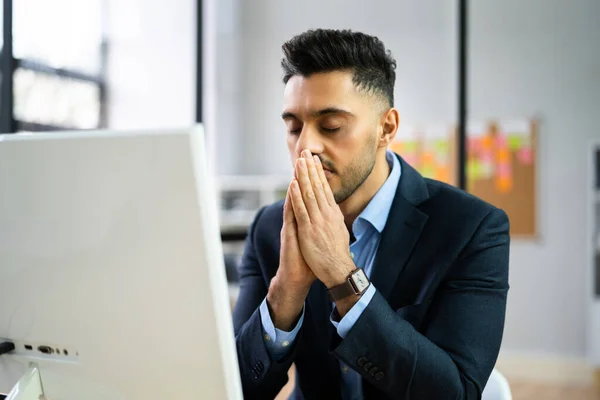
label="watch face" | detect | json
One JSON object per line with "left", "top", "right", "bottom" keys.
{"left": 352, "top": 269, "right": 370, "bottom": 293}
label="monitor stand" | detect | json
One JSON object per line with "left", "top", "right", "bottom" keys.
{"left": 4, "top": 365, "right": 45, "bottom": 400}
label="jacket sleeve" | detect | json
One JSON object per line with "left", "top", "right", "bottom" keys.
{"left": 232, "top": 207, "right": 299, "bottom": 400}
{"left": 331, "top": 207, "right": 510, "bottom": 399}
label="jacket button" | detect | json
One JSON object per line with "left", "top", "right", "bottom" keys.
{"left": 363, "top": 362, "right": 373, "bottom": 372}
{"left": 357, "top": 357, "right": 367, "bottom": 367}
{"left": 375, "top": 372, "right": 385, "bottom": 381}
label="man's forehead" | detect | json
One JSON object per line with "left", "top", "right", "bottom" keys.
{"left": 283, "top": 71, "right": 361, "bottom": 114}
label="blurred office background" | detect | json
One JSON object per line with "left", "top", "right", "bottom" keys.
{"left": 1, "top": 0, "right": 599, "bottom": 398}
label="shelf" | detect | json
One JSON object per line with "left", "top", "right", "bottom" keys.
{"left": 220, "top": 210, "right": 256, "bottom": 231}
{"left": 217, "top": 174, "right": 290, "bottom": 191}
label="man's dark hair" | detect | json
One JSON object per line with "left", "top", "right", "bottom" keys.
{"left": 281, "top": 29, "right": 397, "bottom": 107}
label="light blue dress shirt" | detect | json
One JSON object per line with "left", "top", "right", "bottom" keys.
{"left": 259, "top": 150, "right": 402, "bottom": 399}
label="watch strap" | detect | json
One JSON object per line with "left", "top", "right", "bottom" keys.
{"left": 327, "top": 268, "right": 369, "bottom": 302}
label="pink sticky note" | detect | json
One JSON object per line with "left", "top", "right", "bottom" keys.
{"left": 496, "top": 163, "right": 512, "bottom": 178}
{"left": 480, "top": 152, "right": 493, "bottom": 164}
{"left": 403, "top": 155, "right": 417, "bottom": 166}
{"left": 468, "top": 138, "right": 478, "bottom": 153}
{"left": 518, "top": 147, "right": 533, "bottom": 165}
{"left": 494, "top": 134, "right": 507, "bottom": 148}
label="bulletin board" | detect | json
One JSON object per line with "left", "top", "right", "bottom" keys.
{"left": 389, "top": 119, "right": 538, "bottom": 237}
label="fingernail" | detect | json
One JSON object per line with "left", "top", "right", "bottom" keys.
{"left": 303, "top": 149, "right": 312, "bottom": 158}
{"left": 313, "top": 155, "right": 321, "bottom": 164}
{"left": 298, "top": 158, "right": 306, "bottom": 167}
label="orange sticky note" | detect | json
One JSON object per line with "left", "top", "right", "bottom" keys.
{"left": 423, "top": 152, "right": 435, "bottom": 166}
{"left": 435, "top": 167, "right": 450, "bottom": 183}
{"left": 482, "top": 135, "right": 493, "bottom": 151}
{"left": 495, "top": 176, "right": 513, "bottom": 193}
{"left": 390, "top": 142, "right": 404, "bottom": 155}
{"left": 496, "top": 148, "right": 510, "bottom": 163}
{"left": 390, "top": 142, "right": 403, "bottom": 154}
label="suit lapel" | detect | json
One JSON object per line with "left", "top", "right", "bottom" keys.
{"left": 369, "top": 155, "right": 429, "bottom": 301}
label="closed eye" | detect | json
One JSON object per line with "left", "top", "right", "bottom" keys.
{"left": 321, "top": 127, "right": 340, "bottom": 133}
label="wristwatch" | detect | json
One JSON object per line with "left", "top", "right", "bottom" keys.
{"left": 327, "top": 268, "right": 370, "bottom": 302}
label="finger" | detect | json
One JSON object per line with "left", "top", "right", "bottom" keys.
{"left": 282, "top": 186, "right": 298, "bottom": 241}
{"left": 313, "top": 155, "right": 336, "bottom": 206}
{"left": 283, "top": 184, "right": 296, "bottom": 224}
{"left": 295, "top": 157, "right": 320, "bottom": 219}
{"left": 290, "top": 178, "right": 310, "bottom": 227}
{"left": 303, "top": 152, "right": 328, "bottom": 210}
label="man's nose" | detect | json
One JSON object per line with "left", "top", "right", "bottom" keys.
{"left": 296, "top": 127, "right": 324, "bottom": 156}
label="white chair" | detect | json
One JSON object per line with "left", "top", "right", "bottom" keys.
{"left": 482, "top": 368, "right": 512, "bottom": 400}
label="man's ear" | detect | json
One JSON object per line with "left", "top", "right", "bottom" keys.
{"left": 379, "top": 108, "right": 400, "bottom": 147}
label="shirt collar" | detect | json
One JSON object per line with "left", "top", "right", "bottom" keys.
{"left": 352, "top": 150, "right": 402, "bottom": 237}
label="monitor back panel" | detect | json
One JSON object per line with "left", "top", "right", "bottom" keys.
{"left": 0, "top": 129, "right": 242, "bottom": 399}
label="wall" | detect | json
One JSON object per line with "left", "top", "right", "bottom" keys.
{"left": 105, "top": 0, "right": 196, "bottom": 131}
{"left": 470, "top": 0, "right": 600, "bottom": 358}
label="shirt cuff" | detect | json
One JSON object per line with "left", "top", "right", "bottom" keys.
{"left": 259, "top": 297, "right": 304, "bottom": 361}
{"left": 330, "top": 284, "right": 376, "bottom": 339}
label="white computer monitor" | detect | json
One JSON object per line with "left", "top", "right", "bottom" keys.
{"left": 0, "top": 126, "right": 242, "bottom": 399}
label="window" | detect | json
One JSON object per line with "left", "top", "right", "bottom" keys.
{"left": 0, "top": 0, "right": 106, "bottom": 133}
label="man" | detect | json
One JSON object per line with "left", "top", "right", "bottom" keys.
{"left": 233, "top": 29, "right": 510, "bottom": 400}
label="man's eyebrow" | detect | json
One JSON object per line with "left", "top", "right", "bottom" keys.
{"left": 281, "top": 111, "right": 298, "bottom": 120}
{"left": 281, "top": 108, "right": 354, "bottom": 120}
{"left": 312, "top": 107, "right": 353, "bottom": 117}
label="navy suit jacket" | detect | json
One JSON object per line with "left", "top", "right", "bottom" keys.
{"left": 233, "top": 154, "right": 510, "bottom": 399}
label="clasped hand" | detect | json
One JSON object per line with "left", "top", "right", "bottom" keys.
{"left": 286, "top": 149, "right": 356, "bottom": 289}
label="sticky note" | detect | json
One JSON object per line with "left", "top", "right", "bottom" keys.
{"left": 481, "top": 162, "right": 495, "bottom": 179}
{"left": 405, "top": 141, "right": 417, "bottom": 153}
{"left": 495, "top": 176, "right": 513, "bottom": 193}
{"left": 435, "top": 139, "right": 449, "bottom": 154}
{"left": 482, "top": 135, "right": 493, "bottom": 151}
{"left": 403, "top": 155, "right": 417, "bottom": 167}
{"left": 480, "top": 152, "right": 493, "bottom": 164}
{"left": 518, "top": 147, "right": 533, "bottom": 165}
{"left": 495, "top": 134, "right": 507, "bottom": 148}
{"left": 473, "top": 161, "right": 485, "bottom": 179}
{"left": 390, "top": 142, "right": 404, "bottom": 155}
{"left": 508, "top": 135, "right": 523, "bottom": 151}
{"left": 435, "top": 167, "right": 450, "bottom": 183}
{"left": 467, "top": 160, "right": 477, "bottom": 178}
{"left": 422, "top": 166, "right": 435, "bottom": 178}
{"left": 468, "top": 138, "right": 479, "bottom": 153}
{"left": 423, "top": 152, "right": 435, "bottom": 166}
{"left": 496, "top": 163, "right": 511, "bottom": 178}
{"left": 496, "top": 148, "right": 510, "bottom": 163}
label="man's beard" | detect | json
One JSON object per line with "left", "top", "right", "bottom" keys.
{"left": 330, "top": 136, "right": 378, "bottom": 204}
{"left": 333, "top": 152, "right": 376, "bottom": 204}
